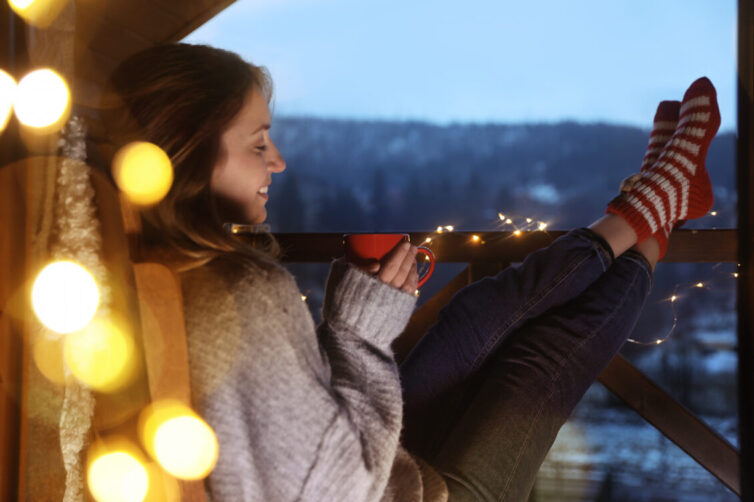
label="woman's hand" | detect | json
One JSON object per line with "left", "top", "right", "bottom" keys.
{"left": 360, "top": 241, "right": 419, "bottom": 294}
{"left": 620, "top": 173, "right": 643, "bottom": 193}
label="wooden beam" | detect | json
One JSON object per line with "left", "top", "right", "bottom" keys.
{"left": 269, "top": 229, "right": 738, "bottom": 264}
{"left": 0, "top": 7, "right": 29, "bottom": 501}
{"left": 163, "top": 0, "right": 238, "bottom": 42}
{"left": 0, "top": 159, "right": 26, "bottom": 502}
{"left": 737, "top": 0, "right": 754, "bottom": 499}
{"left": 598, "top": 355, "right": 740, "bottom": 496}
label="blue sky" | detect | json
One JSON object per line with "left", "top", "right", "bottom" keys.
{"left": 184, "top": 0, "right": 737, "bottom": 131}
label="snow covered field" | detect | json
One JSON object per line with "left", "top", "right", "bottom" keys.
{"left": 534, "top": 388, "right": 738, "bottom": 502}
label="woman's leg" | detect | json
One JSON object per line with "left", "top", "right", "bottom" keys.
{"left": 426, "top": 250, "right": 653, "bottom": 502}
{"left": 399, "top": 225, "right": 624, "bottom": 459}
{"left": 399, "top": 222, "right": 658, "bottom": 424}
{"left": 400, "top": 227, "right": 616, "bottom": 412}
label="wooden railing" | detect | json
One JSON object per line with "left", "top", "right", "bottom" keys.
{"left": 271, "top": 228, "right": 741, "bottom": 496}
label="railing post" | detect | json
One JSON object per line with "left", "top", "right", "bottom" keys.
{"left": 0, "top": 6, "right": 28, "bottom": 502}
{"left": 737, "top": 0, "right": 754, "bottom": 499}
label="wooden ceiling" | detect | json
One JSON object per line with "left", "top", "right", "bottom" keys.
{"left": 71, "top": 0, "right": 237, "bottom": 107}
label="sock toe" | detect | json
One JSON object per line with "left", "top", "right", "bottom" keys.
{"left": 655, "top": 100, "right": 681, "bottom": 123}
{"left": 683, "top": 76, "right": 716, "bottom": 101}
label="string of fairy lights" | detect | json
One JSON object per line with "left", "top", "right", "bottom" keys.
{"left": 416, "top": 210, "right": 736, "bottom": 346}
{"left": 2, "top": 1, "right": 737, "bottom": 499}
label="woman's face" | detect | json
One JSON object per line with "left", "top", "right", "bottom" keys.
{"left": 210, "top": 88, "right": 286, "bottom": 224}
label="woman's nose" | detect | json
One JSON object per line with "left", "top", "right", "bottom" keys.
{"left": 266, "top": 140, "right": 286, "bottom": 173}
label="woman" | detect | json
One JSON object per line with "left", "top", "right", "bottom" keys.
{"left": 98, "top": 43, "right": 719, "bottom": 501}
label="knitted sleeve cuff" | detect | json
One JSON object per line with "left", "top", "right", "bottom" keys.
{"left": 321, "top": 258, "right": 418, "bottom": 350}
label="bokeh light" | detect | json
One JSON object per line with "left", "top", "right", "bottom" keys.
{"left": 8, "top": 0, "right": 68, "bottom": 28}
{"left": 63, "top": 315, "right": 138, "bottom": 392}
{"left": 31, "top": 261, "right": 99, "bottom": 334}
{"left": 87, "top": 439, "right": 149, "bottom": 502}
{"left": 139, "top": 400, "right": 218, "bottom": 480}
{"left": 111, "top": 142, "right": 174, "bottom": 206}
{"left": 14, "top": 68, "right": 70, "bottom": 131}
{"left": 154, "top": 416, "right": 218, "bottom": 479}
{"left": 32, "top": 334, "right": 66, "bottom": 385}
{"left": 0, "top": 69, "right": 16, "bottom": 132}
{"left": 142, "top": 462, "right": 180, "bottom": 502}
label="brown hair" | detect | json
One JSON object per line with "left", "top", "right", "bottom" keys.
{"left": 97, "top": 43, "right": 281, "bottom": 271}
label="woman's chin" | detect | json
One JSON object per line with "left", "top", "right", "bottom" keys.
{"left": 248, "top": 211, "right": 266, "bottom": 226}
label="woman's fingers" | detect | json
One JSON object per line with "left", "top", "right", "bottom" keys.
{"left": 377, "top": 241, "right": 416, "bottom": 288}
{"left": 620, "top": 173, "right": 642, "bottom": 193}
{"left": 390, "top": 244, "right": 418, "bottom": 289}
{"left": 401, "top": 263, "right": 419, "bottom": 294}
{"left": 376, "top": 241, "right": 409, "bottom": 283}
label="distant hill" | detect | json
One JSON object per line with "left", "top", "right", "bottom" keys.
{"left": 267, "top": 117, "right": 736, "bottom": 233}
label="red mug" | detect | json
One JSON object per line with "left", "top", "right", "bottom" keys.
{"left": 343, "top": 233, "right": 435, "bottom": 288}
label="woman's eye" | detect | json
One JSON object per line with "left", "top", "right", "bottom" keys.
{"left": 253, "top": 145, "right": 267, "bottom": 152}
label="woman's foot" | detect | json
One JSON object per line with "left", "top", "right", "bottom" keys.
{"left": 605, "top": 77, "right": 720, "bottom": 245}
{"left": 619, "top": 100, "right": 681, "bottom": 259}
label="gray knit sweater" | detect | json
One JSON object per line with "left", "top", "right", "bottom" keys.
{"left": 179, "top": 256, "right": 447, "bottom": 502}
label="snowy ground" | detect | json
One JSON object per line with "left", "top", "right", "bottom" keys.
{"left": 533, "top": 387, "right": 739, "bottom": 502}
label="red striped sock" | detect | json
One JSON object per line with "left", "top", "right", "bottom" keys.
{"left": 641, "top": 100, "right": 680, "bottom": 173}
{"left": 642, "top": 100, "right": 680, "bottom": 258}
{"left": 606, "top": 77, "right": 720, "bottom": 243}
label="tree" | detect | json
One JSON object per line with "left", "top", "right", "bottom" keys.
{"left": 268, "top": 173, "right": 306, "bottom": 232}
{"left": 369, "top": 168, "right": 391, "bottom": 231}
{"left": 315, "top": 185, "right": 367, "bottom": 232}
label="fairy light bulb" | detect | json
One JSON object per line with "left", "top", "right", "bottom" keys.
{"left": 32, "top": 334, "right": 65, "bottom": 385}
{"left": 139, "top": 401, "right": 218, "bottom": 480}
{"left": 8, "top": 0, "right": 68, "bottom": 28}
{"left": 31, "top": 261, "right": 99, "bottom": 334}
{"left": 513, "top": 230, "right": 522, "bottom": 236}
{"left": 471, "top": 235, "right": 480, "bottom": 242}
{"left": 88, "top": 450, "right": 149, "bottom": 502}
{"left": 154, "top": 416, "right": 218, "bottom": 479}
{"left": 63, "top": 316, "right": 137, "bottom": 392}
{"left": 112, "top": 142, "right": 174, "bottom": 206}
{"left": 538, "top": 222, "right": 548, "bottom": 231}
{"left": 14, "top": 68, "right": 70, "bottom": 130}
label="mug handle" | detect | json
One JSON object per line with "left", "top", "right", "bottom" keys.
{"left": 415, "top": 246, "right": 435, "bottom": 288}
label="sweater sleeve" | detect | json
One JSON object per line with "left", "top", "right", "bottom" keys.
{"left": 300, "top": 258, "right": 417, "bottom": 501}
{"left": 181, "top": 258, "right": 418, "bottom": 502}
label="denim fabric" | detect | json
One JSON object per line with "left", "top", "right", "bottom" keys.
{"left": 398, "top": 228, "right": 653, "bottom": 501}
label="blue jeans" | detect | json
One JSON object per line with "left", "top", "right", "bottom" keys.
{"left": 399, "top": 228, "right": 653, "bottom": 501}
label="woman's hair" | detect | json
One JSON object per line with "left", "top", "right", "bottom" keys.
{"left": 97, "top": 42, "right": 281, "bottom": 271}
